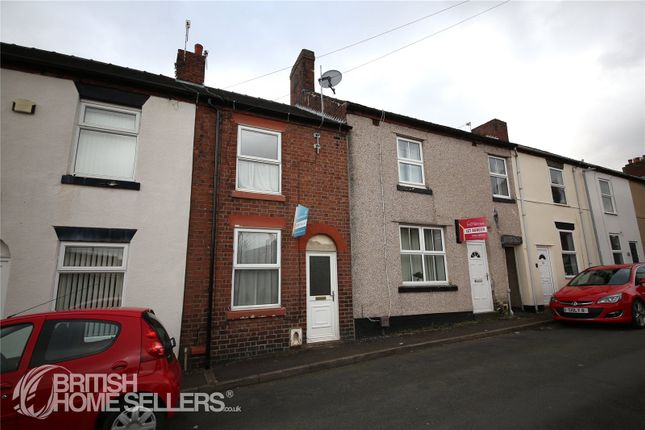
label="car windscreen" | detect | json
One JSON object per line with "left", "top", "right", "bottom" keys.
{"left": 568, "top": 268, "right": 630, "bottom": 286}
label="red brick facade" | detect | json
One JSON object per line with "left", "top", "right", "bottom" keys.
{"left": 180, "top": 103, "right": 354, "bottom": 366}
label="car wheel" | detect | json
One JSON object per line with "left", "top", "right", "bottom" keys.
{"left": 632, "top": 300, "right": 645, "bottom": 329}
{"left": 100, "top": 404, "right": 165, "bottom": 430}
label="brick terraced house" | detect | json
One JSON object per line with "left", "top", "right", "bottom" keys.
{"left": 176, "top": 46, "right": 354, "bottom": 366}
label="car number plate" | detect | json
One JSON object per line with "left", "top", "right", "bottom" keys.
{"left": 563, "top": 307, "right": 589, "bottom": 314}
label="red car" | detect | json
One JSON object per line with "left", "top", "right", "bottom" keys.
{"left": 0, "top": 308, "right": 181, "bottom": 430}
{"left": 550, "top": 263, "right": 645, "bottom": 328}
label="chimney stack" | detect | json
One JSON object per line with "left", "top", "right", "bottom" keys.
{"left": 623, "top": 155, "right": 645, "bottom": 177}
{"left": 175, "top": 43, "right": 207, "bottom": 85}
{"left": 290, "top": 49, "right": 315, "bottom": 106}
{"left": 472, "top": 119, "right": 509, "bottom": 142}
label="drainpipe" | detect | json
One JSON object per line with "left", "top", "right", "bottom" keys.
{"left": 572, "top": 166, "right": 592, "bottom": 267}
{"left": 582, "top": 167, "right": 603, "bottom": 265}
{"left": 205, "top": 103, "right": 222, "bottom": 369}
{"left": 513, "top": 149, "right": 539, "bottom": 312}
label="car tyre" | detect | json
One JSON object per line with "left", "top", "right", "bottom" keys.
{"left": 99, "top": 402, "right": 165, "bottom": 430}
{"left": 632, "top": 300, "right": 645, "bottom": 329}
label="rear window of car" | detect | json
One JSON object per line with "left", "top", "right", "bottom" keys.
{"left": 569, "top": 268, "right": 631, "bottom": 286}
{"left": 30, "top": 319, "right": 120, "bottom": 366}
{"left": 0, "top": 323, "right": 33, "bottom": 373}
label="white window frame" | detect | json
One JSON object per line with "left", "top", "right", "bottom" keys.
{"left": 609, "top": 234, "right": 623, "bottom": 264}
{"left": 53, "top": 242, "right": 129, "bottom": 310}
{"left": 71, "top": 101, "right": 141, "bottom": 180}
{"left": 231, "top": 228, "right": 281, "bottom": 310}
{"left": 557, "top": 229, "right": 578, "bottom": 278}
{"left": 488, "top": 156, "right": 511, "bottom": 199}
{"left": 399, "top": 225, "right": 449, "bottom": 286}
{"left": 235, "top": 125, "right": 282, "bottom": 195}
{"left": 396, "top": 137, "right": 425, "bottom": 187}
{"left": 549, "top": 167, "right": 567, "bottom": 205}
{"left": 598, "top": 178, "right": 616, "bottom": 214}
{"left": 628, "top": 241, "right": 640, "bottom": 264}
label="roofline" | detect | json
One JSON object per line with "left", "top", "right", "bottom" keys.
{"left": 515, "top": 145, "right": 645, "bottom": 184}
{"left": 345, "top": 101, "right": 517, "bottom": 150}
{"left": 0, "top": 43, "right": 351, "bottom": 132}
{"left": 345, "top": 102, "right": 645, "bottom": 184}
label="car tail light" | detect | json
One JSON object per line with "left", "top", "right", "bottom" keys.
{"left": 141, "top": 321, "right": 165, "bottom": 362}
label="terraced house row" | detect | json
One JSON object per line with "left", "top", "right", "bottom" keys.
{"left": 1, "top": 42, "right": 643, "bottom": 367}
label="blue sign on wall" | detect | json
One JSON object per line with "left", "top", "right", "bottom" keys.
{"left": 292, "top": 205, "right": 309, "bottom": 238}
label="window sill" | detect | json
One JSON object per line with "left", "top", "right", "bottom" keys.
{"left": 231, "top": 190, "right": 286, "bottom": 202}
{"left": 226, "top": 307, "right": 286, "bottom": 320}
{"left": 61, "top": 175, "right": 140, "bottom": 190}
{"left": 397, "top": 184, "right": 433, "bottom": 195}
{"left": 398, "top": 285, "right": 458, "bottom": 293}
{"left": 492, "top": 196, "right": 515, "bottom": 203}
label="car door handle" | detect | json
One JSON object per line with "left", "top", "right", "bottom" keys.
{"left": 0, "top": 382, "right": 12, "bottom": 399}
{"left": 111, "top": 361, "right": 128, "bottom": 372}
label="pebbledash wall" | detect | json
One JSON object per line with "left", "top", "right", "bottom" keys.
{"left": 0, "top": 47, "right": 195, "bottom": 345}
{"left": 347, "top": 114, "right": 523, "bottom": 324}
{"left": 178, "top": 47, "right": 354, "bottom": 365}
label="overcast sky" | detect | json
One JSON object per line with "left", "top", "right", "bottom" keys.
{"left": 2, "top": 1, "right": 643, "bottom": 170}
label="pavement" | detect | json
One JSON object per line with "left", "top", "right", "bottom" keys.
{"left": 182, "top": 311, "right": 553, "bottom": 391}
{"left": 172, "top": 321, "right": 645, "bottom": 430}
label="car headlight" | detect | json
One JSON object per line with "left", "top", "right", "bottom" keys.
{"left": 550, "top": 296, "right": 558, "bottom": 304}
{"left": 597, "top": 293, "right": 622, "bottom": 304}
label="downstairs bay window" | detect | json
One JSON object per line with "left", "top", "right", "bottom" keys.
{"left": 232, "top": 228, "right": 281, "bottom": 309}
{"left": 400, "top": 226, "right": 448, "bottom": 284}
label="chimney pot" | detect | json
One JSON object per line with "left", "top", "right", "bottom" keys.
{"left": 194, "top": 44, "right": 203, "bottom": 56}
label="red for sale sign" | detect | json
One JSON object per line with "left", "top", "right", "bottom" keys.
{"left": 458, "top": 217, "right": 488, "bottom": 242}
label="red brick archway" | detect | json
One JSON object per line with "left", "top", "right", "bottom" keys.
{"left": 297, "top": 223, "right": 348, "bottom": 253}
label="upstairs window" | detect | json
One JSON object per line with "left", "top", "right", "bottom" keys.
{"left": 73, "top": 102, "right": 140, "bottom": 180}
{"left": 599, "top": 179, "right": 616, "bottom": 214}
{"left": 396, "top": 137, "right": 425, "bottom": 187}
{"left": 236, "top": 126, "right": 281, "bottom": 194}
{"left": 488, "top": 156, "right": 510, "bottom": 198}
{"left": 558, "top": 230, "right": 578, "bottom": 277}
{"left": 549, "top": 168, "right": 567, "bottom": 204}
{"left": 609, "top": 234, "right": 623, "bottom": 264}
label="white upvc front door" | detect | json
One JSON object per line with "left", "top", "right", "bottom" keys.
{"left": 467, "top": 241, "right": 494, "bottom": 313}
{"left": 306, "top": 251, "right": 339, "bottom": 343}
{"left": 536, "top": 246, "right": 555, "bottom": 304}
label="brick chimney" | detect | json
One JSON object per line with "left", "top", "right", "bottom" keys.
{"left": 623, "top": 155, "right": 645, "bottom": 177}
{"left": 175, "top": 43, "right": 207, "bottom": 85}
{"left": 290, "top": 49, "right": 315, "bottom": 106}
{"left": 472, "top": 119, "right": 509, "bottom": 141}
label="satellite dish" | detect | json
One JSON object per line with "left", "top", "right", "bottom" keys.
{"left": 318, "top": 70, "right": 342, "bottom": 94}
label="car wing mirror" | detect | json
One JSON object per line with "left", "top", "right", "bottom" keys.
{"left": 170, "top": 337, "right": 176, "bottom": 348}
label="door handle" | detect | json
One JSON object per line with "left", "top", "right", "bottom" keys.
{"left": 111, "top": 361, "right": 128, "bottom": 372}
{"left": 1, "top": 382, "right": 12, "bottom": 399}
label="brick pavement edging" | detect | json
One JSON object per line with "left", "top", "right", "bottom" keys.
{"left": 182, "top": 318, "right": 554, "bottom": 392}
